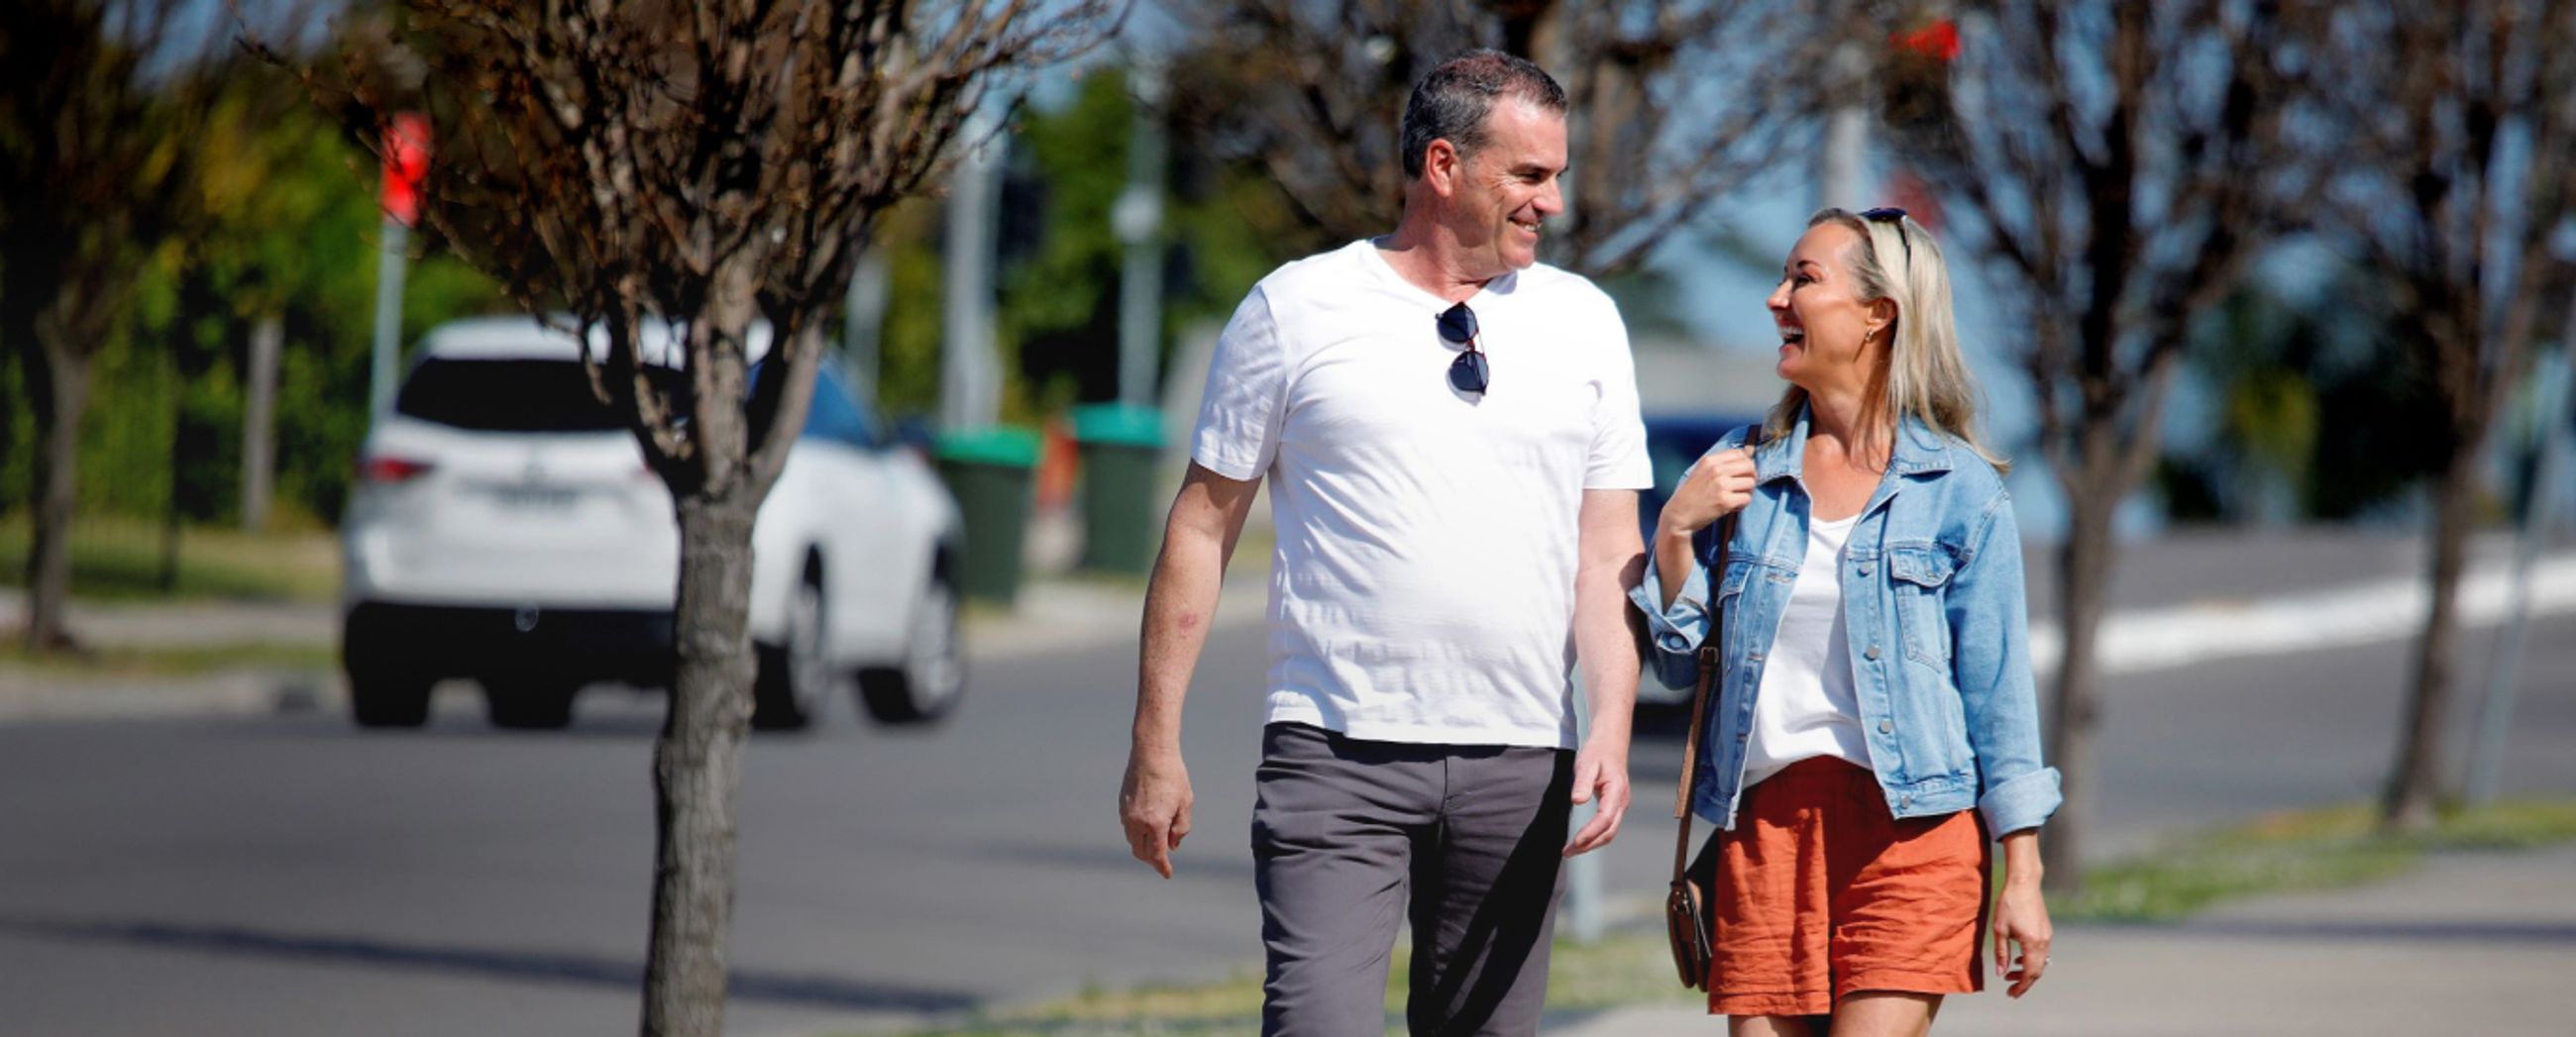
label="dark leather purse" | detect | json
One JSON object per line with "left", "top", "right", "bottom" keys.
{"left": 1660, "top": 428, "right": 1757, "bottom": 990}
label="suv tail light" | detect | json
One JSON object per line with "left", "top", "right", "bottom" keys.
{"left": 360, "top": 456, "right": 436, "bottom": 483}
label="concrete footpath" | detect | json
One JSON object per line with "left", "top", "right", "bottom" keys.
{"left": 1554, "top": 843, "right": 2576, "bottom": 1036}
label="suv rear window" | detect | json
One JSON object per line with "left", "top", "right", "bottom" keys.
{"left": 395, "top": 359, "right": 687, "bottom": 433}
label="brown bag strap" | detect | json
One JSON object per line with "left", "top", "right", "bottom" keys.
{"left": 1669, "top": 640, "right": 1720, "bottom": 876}
{"left": 1668, "top": 425, "right": 1761, "bottom": 885}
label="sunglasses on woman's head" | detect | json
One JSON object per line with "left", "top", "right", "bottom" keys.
{"left": 1861, "top": 206, "right": 1914, "bottom": 268}
{"left": 1437, "top": 301, "right": 1489, "bottom": 394}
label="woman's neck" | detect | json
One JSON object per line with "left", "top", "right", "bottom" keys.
{"left": 1805, "top": 384, "right": 1893, "bottom": 472}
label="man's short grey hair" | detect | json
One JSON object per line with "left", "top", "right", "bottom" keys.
{"left": 1399, "top": 49, "right": 1567, "bottom": 180}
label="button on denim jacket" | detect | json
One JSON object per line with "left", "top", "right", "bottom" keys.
{"left": 1630, "top": 409, "right": 2063, "bottom": 837}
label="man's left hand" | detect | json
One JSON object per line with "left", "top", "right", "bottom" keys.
{"left": 1562, "top": 741, "right": 1630, "bottom": 856}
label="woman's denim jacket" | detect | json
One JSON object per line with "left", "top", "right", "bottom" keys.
{"left": 1630, "top": 410, "right": 2062, "bottom": 837}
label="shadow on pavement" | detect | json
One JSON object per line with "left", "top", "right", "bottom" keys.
{"left": 0, "top": 914, "right": 980, "bottom": 1012}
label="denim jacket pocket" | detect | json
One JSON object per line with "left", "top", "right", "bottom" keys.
{"left": 1886, "top": 546, "right": 1956, "bottom": 668}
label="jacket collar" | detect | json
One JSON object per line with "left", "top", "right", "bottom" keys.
{"left": 1750, "top": 403, "right": 1957, "bottom": 484}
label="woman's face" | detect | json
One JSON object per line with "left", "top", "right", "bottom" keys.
{"left": 1767, "top": 222, "right": 1891, "bottom": 394}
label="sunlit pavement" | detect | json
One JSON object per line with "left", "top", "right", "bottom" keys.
{"left": 1556, "top": 843, "right": 2576, "bottom": 1036}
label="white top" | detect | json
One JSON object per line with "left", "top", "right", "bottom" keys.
{"left": 1743, "top": 511, "right": 1875, "bottom": 785}
{"left": 1191, "top": 240, "right": 1654, "bottom": 749}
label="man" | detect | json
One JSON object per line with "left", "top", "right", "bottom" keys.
{"left": 1118, "top": 50, "right": 1650, "bottom": 1035}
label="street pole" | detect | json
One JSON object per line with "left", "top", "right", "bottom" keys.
{"left": 369, "top": 216, "right": 410, "bottom": 422}
{"left": 241, "top": 314, "right": 281, "bottom": 531}
{"left": 1113, "top": 58, "right": 1169, "bottom": 409}
{"left": 941, "top": 111, "right": 1006, "bottom": 433}
{"left": 1565, "top": 671, "right": 1604, "bottom": 945}
{"left": 1821, "top": 43, "right": 1871, "bottom": 209}
{"left": 843, "top": 244, "right": 889, "bottom": 406}
{"left": 2465, "top": 337, "right": 2575, "bottom": 804}
{"left": 369, "top": 114, "right": 429, "bottom": 426}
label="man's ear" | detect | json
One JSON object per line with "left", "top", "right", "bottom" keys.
{"left": 1423, "top": 139, "right": 1461, "bottom": 198}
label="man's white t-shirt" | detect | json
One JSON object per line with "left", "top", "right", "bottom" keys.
{"left": 1191, "top": 239, "right": 1652, "bottom": 750}
{"left": 1743, "top": 512, "right": 1875, "bottom": 785}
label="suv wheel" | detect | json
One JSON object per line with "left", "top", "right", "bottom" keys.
{"left": 483, "top": 675, "right": 579, "bottom": 729}
{"left": 752, "top": 572, "right": 828, "bottom": 731}
{"left": 350, "top": 672, "right": 433, "bottom": 728}
{"left": 859, "top": 569, "right": 963, "bottom": 725}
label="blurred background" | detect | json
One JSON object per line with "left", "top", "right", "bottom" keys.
{"left": 2, "top": 1, "right": 2572, "bottom": 1035}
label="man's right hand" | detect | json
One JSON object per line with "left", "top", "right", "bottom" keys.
{"left": 1124, "top": 464, "right": 1250, "bottom": 881}
{"left": 1120, "top": 748, "right": 1194, "bottom": 879}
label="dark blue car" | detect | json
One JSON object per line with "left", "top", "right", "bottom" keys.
{"left": 1640, "top": 411, "right": 1766, "bottom": 543}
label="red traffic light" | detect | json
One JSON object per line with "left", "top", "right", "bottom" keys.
{"left": 380, "top": 113, "right": 433, "bottom": 228}
{"left": 1891, "top": 20, "right": 1960, "bottom": 62}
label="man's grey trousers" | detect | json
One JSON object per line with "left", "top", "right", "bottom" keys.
{"left": 1251, "top": 722, "right": 1575, "bottom": 1036}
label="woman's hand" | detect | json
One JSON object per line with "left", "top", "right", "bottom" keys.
{"left": 1993, "top": 832, "right": 2053, "bottom": 998}
{"left": 1656, "top": 447, "right": 1758, "bottom": 542}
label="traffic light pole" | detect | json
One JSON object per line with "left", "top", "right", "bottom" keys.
{"left": 369, "top": 215, "right": 410, "bottom": 423}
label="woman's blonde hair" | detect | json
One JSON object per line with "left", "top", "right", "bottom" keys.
{"left": 1765, "top": 207, "right": 2007, "bottom": 473}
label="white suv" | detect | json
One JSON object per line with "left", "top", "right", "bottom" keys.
{"left": 339, "top": 315, "right": 965, "bottom": 731}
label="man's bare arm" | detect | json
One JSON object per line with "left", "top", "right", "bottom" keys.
{"left": 1565, "top": 488, "right": 1644, "bottom": 856}
{"left": 1120, "top": 463, "right": 1261, "bottom": 878}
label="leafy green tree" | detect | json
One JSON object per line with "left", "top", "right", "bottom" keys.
{"left": 0, "top": 0, "right": 237, "bottom": 648}
{"left": 2162, "top": 270, "right": 2448, "bottom": 526}
{"left": 859, "top": 69, "right": 1301, "bottom": 428}
{"left": 998, "top": 69, "right": 1293, "bottom": 410}
{"left": 5, "top": 64, "right": 505, "bottom": 555}
{"left": 160, "top": 81, "right": 504, "bottom": 529}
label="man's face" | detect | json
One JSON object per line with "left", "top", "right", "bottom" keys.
{"left": 1447, "top": 99, "right": 1566, "bottom": 275}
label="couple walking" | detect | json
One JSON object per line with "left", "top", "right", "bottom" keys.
{"left": 1119, "top": 49, "right": 2058, "bottom": 1036}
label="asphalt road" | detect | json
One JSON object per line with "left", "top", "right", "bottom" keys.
{"left": 2, "top": 599, "right": 2572, "bottom": 1035}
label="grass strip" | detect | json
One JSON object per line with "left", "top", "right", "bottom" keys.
{"left": 0, "top": 640, "right": 338, "bottom": 680}
{"left": 2059, "top": 798, "right": 2576, "bottom": 922}
{"left": 0, "top": 516, "right": 339, "bottom": 605}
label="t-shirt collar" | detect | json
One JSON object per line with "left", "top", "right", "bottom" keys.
{"left": 1356, "top": 238, "right": 1518, "bottom": 312}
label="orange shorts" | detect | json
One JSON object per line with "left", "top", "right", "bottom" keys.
{"left": 1707, "top": 757, "right": 1990, "bottom": 1017}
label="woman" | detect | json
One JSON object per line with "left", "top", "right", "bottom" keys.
{"left": 1632, "top": 208, "right": 2059, "bottom": 1035}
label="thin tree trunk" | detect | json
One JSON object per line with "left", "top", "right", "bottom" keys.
{"left": 2043, "top": 462, "right": 2117, "bottom": 895}
{"left": 2383, "top": 449, "right": 2476, "bottom": 831}
{"left": 23, "top": 333, "right": 90, "bottom": 652}
{"left": 242, "top": 314, "right": 281, "bottom": 532}
{"left": 161, "top": 349, "right": 184, "bottom": 592}
{"left": 641, "top": 491, "right": 759, "bottom": 1036}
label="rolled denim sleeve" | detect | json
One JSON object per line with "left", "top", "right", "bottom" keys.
{"left": 1950, "top": 493, "right": 2062, "bottom": 837}
{"left": 1628, "top": 546, "right": 1714, "bottom": 692}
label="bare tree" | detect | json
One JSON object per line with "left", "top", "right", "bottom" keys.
{"left": 0, "top": 0, "right": 240, "bottom": 650}
{"left": 252, "top": 2, "right": 1117, "bottom": 1032}
{"left": 2297, "top": 0, "right": 2576, "bottom": 831}
{"left": 1889, "top": 0, "right": 2302, "bottom": 889}
{"left": 1169, "top": 0, "right": 1852, "bottom": 275}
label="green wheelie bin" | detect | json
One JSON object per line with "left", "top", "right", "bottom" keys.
{"left": 935, "top": 426, "right": 1040, "bottom": 605}
{"left": 1072, "top": 403, "right": 1166, "bottom": 575}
